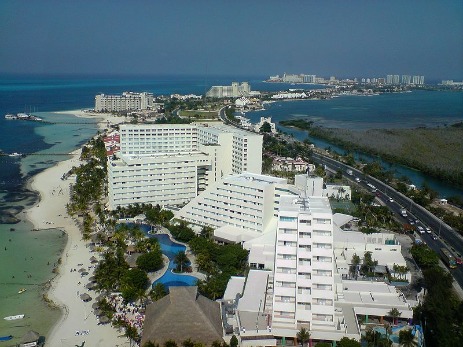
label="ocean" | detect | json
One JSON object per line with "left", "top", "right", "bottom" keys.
{"left": 0, "top": 75, "right": 462, "bottom": 342}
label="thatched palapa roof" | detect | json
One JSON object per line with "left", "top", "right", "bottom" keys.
{"left": 20, "top": 330, "right": 40, "bottom": 343}
{"left": 141, "top": 286, "right": 223, "bottom": 346}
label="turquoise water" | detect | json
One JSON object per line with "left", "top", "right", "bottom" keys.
{"left": 149, "top": 234, "right": 198, "bottom": 288}
{"left": 0, "top": 111, "right": 99, "bottom": 344}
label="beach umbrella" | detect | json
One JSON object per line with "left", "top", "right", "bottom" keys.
{"left": 94, "top": 309, "right": 103, "bottom": 316}
{"left": 95, "top": 294, "right": 105, "bottom": 302}
{"left": 20, "top": 330, "right": 40, "bottom": 344}
{"left": 90, "top": 256, "right": 98, "bottom": 263}
{"left": 92, "top": 302, "right": 100, "bottom": 309}
{"left": 99, "top": 316, "right": 110, "bottom": 324}
{"left": 86, "top": 282, "right": 97, "bottom": 290}
{"left": 81, "top": 271, "right": 89, "bottom": 276}
{"left": 88, "top": 276, "right": 96, "bottom": 282}
{"left": 78, "top": 268, "right": 87, "bottom": 273}
{"left": 80, "top": 293, "right": 92, "bottom": 302}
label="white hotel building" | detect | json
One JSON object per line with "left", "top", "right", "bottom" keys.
{"left": 272, "top": 194, "right": 336, "bottom": 332}
{"left": 107, "top": 123, "right": 262, "bottom": 210}
{"left": 176, "top": 173, "right": 298, "bottom": 241}
{"left": 94, "top": 92, "right": 154, "bottom": 112}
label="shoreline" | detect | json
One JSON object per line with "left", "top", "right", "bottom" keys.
{"left": 25, "top": 110, "right": 130, "bottom": 346}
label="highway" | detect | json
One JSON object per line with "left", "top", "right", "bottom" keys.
{"left": 311, "top": 152, "right": 463, "bottom": 290}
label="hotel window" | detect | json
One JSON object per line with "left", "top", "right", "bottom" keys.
{"left": 314, "top": 218, "right": 331, "bottom": 224}
{"left": 280, "top": 216, "right": 297, "bottom": 222}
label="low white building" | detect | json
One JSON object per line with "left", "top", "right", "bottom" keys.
{"left": 254, "top": 117, "right": 277, "bottom": 133}
{"left": 175, "top": 173, "right": 288, "bottom": 238}
{"left": 272, "top": 156, "right": 311, "bottom": 172}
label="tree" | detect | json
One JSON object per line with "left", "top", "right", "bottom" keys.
{"left": 136, "top": 251, "right": 164, "bottom": 272}
{"left": 174, "top": 251, "right": 189, "bottom": 272}
{"left": 361, "top": 251, "right": 378, "bottom": 276}
{"left": 124, "top": 325, "right": 140, "bottom": 347}
{"left": 398, "top": 328, "right": 418, "bottom": 347}
{"left": 260, "top": 121, "right": 272, "bottom": 133}
{"left": 164, "top": 340, "right": 178, "bottom": 347}
{"left": 121, "top": 268, "right": 150, "bottom": 302}
{"left": 350, "top": 253, "right": 361, "bottom": 279}
{"left": 388, "top": 308, "right": 401, "bottom": 325}
{"left": 150, "top": 283, "right": 168, "bottom": 301}
{"left": 296, "top": 327, "right": 310, "bottom": 347}
{"left": 410, "top": 244, "right": 439, "bottom": 268}
{"left": 338, "top": 337, "right": 361, "bottom": 347}
{"left": 362, "top": 327, "right": 382, "bottom": 347}
{"left": 143, "top": 342, "right": 159, "bottom": 347}
{"left": 229, "top": 335, "right": 238, "bottom": 347}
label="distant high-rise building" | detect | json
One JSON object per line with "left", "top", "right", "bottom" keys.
{"left": 95, "top": 92, "right": 154, "bottom": 112}
{"left": 206, "top": 82, "right": 251, "bottom": 98}
{"left": 282, "top": 73, "right": 304, "bottom": 83}
{"left": 386, "top": 75, "right": 393, "bottom": 84}
{"left": 302, "top": 75, "right": 316, "bottom": 83}
{"left": 401, "top": 75, "right": 411, "bottom": 85}
{"left": 412, "top": 75, "right": 425, "bottom": 85}
{"left": 393, "top": 75, "right": 400, "bottom": 84}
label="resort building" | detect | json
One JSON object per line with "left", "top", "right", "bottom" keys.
{"left": 94, "top": 92, "right": 154, "bottom": 112}
{"left": 220, "top": 175, "right": 415, "bottom": 345}
{"left": 175, "top": 173, "right": 295, "bottom": 241}
{"left": 206, "top": 82, "right": 251, "bottom": 98}
{"left": 107, "top": 123, "right": 262, "bottom": 210}
{"left": 271, "top": 194, "right": 337, "bottom": 332}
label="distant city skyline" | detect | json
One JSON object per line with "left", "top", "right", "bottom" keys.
{"left": 0, "top": 1, "right": 462, "bottom": 80}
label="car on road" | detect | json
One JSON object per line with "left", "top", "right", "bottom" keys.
{"left": 409, "top": 219, "right": 415, "bottom": 225}
{"left": 432, "top": 234, "right": 438, "bottom": 240}
{"left": 417, "top": 226, "right": 425, "bottom": 234}
{"left": 355, "top": 177, "right": 360, "bottom": 183}
{"left": 389, "top": 197, "right": 394, "bottom": 202}
{"left": 425, "top": 227, "right": 431, "bottom": 234}
{"left": 456, "top": 254, "right": 463, "bottom": 265}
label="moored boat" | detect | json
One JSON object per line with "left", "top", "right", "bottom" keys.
{"left": 3, "top": 314, "right": 25, "bottom": 321}
{"left": 0, "top": 335, "right": 13, "bottom": 341}
{"left": 4, "top": 114, "right": 17, "bottom": 119}
{"left": 18, "top": 288, "right": 27, "bottom": 294}
{"left": 9, "top": 152, "right": 22, "bottom": 157}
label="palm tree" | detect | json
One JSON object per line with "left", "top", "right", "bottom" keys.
{"left": 350, "top": 253, "right": 361, "bottom": 279}
{"left": 296, "top": 327, "right": 311, "bottom": 347}
{"left": 398, "top": 328, "right": 418, "bottom": 347}
{"left": 174, "top": 251, "right": 189, "bottom": 272}
{"left": 388, "top": 308, "right": 401, "bottom": 325}
{"left": 150, "top": 283, "right": 168, "bottom": 301}
{"left": 124, "top": 325, "right": 139, "bottom": 347}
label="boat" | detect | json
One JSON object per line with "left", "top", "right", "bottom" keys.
{"left": 4, "top": 314, "right": 25, "bottom": 320}
{"left": 4, "top": 114, "right": 17, "bottom": 120}
{"left": 15, "top": 113, "right": 43, "bottom": 121}
{"left": 18, "top": 288, "right": 26, "bottom": 294}
{"left": 0, "top": 335, "right": 13, "bottom": 341}
{"left": 9, "top": 152, "right": 22, "bottom": 157}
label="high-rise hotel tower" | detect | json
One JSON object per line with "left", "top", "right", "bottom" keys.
{"left": 272, "top": 176, "right": 335, "bottom": 332}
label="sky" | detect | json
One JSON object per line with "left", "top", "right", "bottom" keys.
{"left": 0, "top": 0, "right": 462, "bottom": 80}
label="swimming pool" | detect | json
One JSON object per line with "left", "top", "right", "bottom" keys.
{"left": 119, "top": 223, "right": 199, "bottom": 288}
{"left": 149, "top": 234, "right": 199, "bottom": 288}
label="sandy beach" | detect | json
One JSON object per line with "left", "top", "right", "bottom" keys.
{"left": 26, "top": 110, "right": 130, "bottom": 347}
